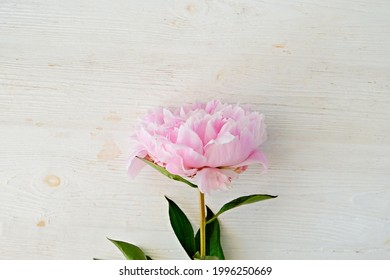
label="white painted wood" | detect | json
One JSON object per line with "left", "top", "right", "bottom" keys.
{"left": 1, "top": 0, "right": 389, "bottom": 259}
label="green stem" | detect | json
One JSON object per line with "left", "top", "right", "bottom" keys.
{"left": 199, "top": 190, "right": 206, "bottom": 259}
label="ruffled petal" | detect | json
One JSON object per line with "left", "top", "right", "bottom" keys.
{"left": 165, "top": 154, "right": 197, "bottom": 177}
{"left": 127, "top": 149, "right": 148, "bottom": 178}
{"left": 176, "top": 124, "right": 204, "bottom": 155}
{"left": 232, "top": 149, "right": 268, "bottom": 171}
{"left": 195, "top": 167, "right": 235, "bottom": 194}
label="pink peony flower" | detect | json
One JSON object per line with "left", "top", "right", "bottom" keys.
{"left": 128, "top": 100, "right": 268, "bottom": 194}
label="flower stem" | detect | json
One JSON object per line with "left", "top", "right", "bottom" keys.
{"left": 199, "top": 190, "right": 206, "bottom": 259}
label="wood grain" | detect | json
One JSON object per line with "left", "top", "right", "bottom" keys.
{"left": 1, "top": 0, "right": 389, "bottom": 259}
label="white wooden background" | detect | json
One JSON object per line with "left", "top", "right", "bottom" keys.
{"left": 0, "top": 0, "right": 389, "bottom": 260}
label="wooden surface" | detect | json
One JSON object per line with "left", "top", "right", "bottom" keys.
{"left": 1, "top": 0, "right": 390, "bottom": 260}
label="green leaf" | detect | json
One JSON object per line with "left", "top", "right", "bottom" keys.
{"left": 137, "top": 157, "right": 197, "bottom": 188}
{"left": 165, "top": 196, "right": 196, "bottom": 259}
{"left": 207, "top": 194, "right": 278, "bottom": 224}
{"left": 195, "top": 206, "right": 225, "bottom": 260}
{"left": 108, "top": 238, "right": 147, "bottom": 260}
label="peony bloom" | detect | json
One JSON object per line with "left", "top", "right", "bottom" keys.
{"left": 128, "top": 100, "right": 267, "bottom": 194}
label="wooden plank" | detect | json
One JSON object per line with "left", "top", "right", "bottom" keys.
{"left": 0, "top": 0, "right": 390, "bottom": 259}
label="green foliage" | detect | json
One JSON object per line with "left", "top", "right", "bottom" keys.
{"left": 207, "top": 194, "right": 277, "bottom": 224}
{"left": 137, "top": 157, "right": 197, "bottom": 188}
{"left": 165, "top": 196, "right": 196, "bottom": 259}
{"left": 107, "top": 238, "right": 147, "bottom": 260}
{"left": 195, "top": 206, "right": 225, "bottom": 260}
{"left": 108, "top": 159, "right": 277, "bottom": 261}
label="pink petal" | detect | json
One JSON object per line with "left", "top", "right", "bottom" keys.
{"left": 205, "top": 100, "right": 221, "bottom": 114}
{"left": 204, "top": 128, "right": 255, "bottom": 167}
{"left": 204, "top": 137, "right": 239, "bottom": 167}
{"left": 127, "top": 149, "right": 148, "bottom": 178}
{"left": 175, "top": 146, "right": 207, "bottom": 168}
{"left": 202, "top": 117, "right": 227, "bottom": 144}
{"left": 176, "top": 124, "right": 203, "bottom": 154}
{"left": 195, "top": 167, "right": 234, "bottom": 194}
{"left": 165, "top": 155, "right": 197, "bottom": 177}
{"left": 232, "top": 149, "right": 268, "bottom": 171}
